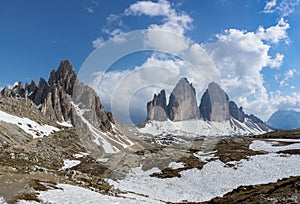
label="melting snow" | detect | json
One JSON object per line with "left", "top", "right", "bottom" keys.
{"left": 250, "top": 139, "right": 300, "bottom": 152}
{"left": 168, "top": 162, "right": 185, "bottom": 169}
{"left": 96, "top": 158, "right": 109, "bottom": 163}
{"left": 0, "top": 110, "right": 59, "bottom": 139}
{"left": 110, "top": 152, "right": 300, "bottom": 203}
{"left": 193, "top": 150, "right": 218, "bottom": 162}
{"left": 139, "top": 118, "right": 265, "bottom": 138}
{"left": 18, "top": 184, "right": 163, "bottom": 204}
{"left": 57, "top": 119, "right": 73, "bottom": 127}
{"left": 73, "top": 152, "right": 89, "bottom": 158}
{"left": 61, "top": 159, "right": 81, "bottom": 170}
{"left": 71, "top": 102, "right": 118, "bottom": 153}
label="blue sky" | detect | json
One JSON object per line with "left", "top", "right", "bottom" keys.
{"left": 1, "top": 0, "right": 300, "bottom": 123}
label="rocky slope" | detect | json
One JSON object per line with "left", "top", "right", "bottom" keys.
{"left": 0, "top": 60, "right": 139, "bottom": 155}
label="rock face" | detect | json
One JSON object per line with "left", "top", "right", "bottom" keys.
{"left": 229, "top": 101, "right": 245, "bottom": 123}
{"left": 145, "top": 79, "right": 271, "bottom": 133}
{"left": 199, "top": 82, "right": 230, "bottom": 122}
{"left": 147, "top": 90, "right": 168, "bottom": 121}
{"left": 167, "top": 78, "right": 199, "bottom": 121}
{"left": 0, "top": 60, "right": 114, "bottom": 132}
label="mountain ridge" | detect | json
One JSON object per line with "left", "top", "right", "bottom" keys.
{"left": 146, "top": 78, "right": 271, "bottom": 136}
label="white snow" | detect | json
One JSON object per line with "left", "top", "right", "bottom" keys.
{"left": 73, "top": 152, "right": 89, "bottom": 158}
{"left": 250, "top": 139, "right": 300, "bottom": 152}
{"left": 60, "top": 159, "right": 81, "bottom": 170}
{"left": 19, "top": 183, "right": 163, "bottom": 204}
{"left": 193, "top": 150, "right": 218, "bottom": 162}
{"left": 57, "top": 119, "right": 73, "bottom": 127}
{"left": 139, "top": 118, "right": 265, "bottom": 138}
{"left": 110, "top": 152, "right": 300, "bottom": 203}
{"left": 96, "top": 158, "right": 109, "bottom": 163}
{"left": 0, "top": 197, "right": 7, "bottom": 204}
{"left": 0, "top": 110, "right": 59, "bottom": 139}
{"left": 168, "top": 162, "right": 185, "bottom": 169}
{"left": 71, "top": 102, "right": 118, "bottom": 153}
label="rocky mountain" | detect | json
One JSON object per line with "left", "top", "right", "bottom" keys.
{"left": 146, "top": 90, "right": 168, "bottom": 121}
{"left": 199, "top": 82, "right": 230, "bottom": 122}
{"left": 0, "top": 60, "right": 139, "bottom": 154}
{"left": 267, "top": 110, "right": 300, "bottom": 130}
{"left": 146, "top": 78, "right": 271, "bottom": 137}
{"left": 167, "top": 78, "right": 199, "bottom": 121}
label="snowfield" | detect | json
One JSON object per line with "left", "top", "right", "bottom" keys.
{"left": 109, "top": 139, "right": 300, "bottom": 203}
{"left": 18, "top": 184, "right": 163, "bottom": 204}
{"left": 138, "top": 118, "right": 266, "bottom": 138}
{"left": 0, "top": 110, "right": 59, "bottom": 139}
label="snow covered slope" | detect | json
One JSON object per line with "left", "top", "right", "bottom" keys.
{"left": 0, "top": 110, "right": 59, "bottom": 139}
{"left": 139, "top": 117, "right": 270, "bottom": 141}
{"left": 109, "top": 139, "right": 300, "bottom": 203}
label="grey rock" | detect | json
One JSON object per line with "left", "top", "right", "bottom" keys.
{"left": 48, "top": 60, "right": 77, "bottom": 96}
{"left": 229, "top": 101, "right": 245, "bottom": 122}
{"left": 33, "top": 77, "right": 50, "bottom": 105}
{"left": 25, "top": 80, "right": 38, "bottom": 100}
{"left": 199, "top": 82, "right": 230, "bottom": 122}
{"left": 167, "top": 78, "right": 198, "bottom": 121}
{"left": 147, "top": 90, "right": 168, "bottom": 121}
{"left": 72, "top": 81, "right": 114, "bottom": 132}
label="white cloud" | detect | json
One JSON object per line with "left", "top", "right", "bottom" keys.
{"left": 279, "top": 68, "right": 296, "bottom": 87}
{"left": 257, "top": 18, "right": 290, "bottom": 44}
{"left": 263, "top": 0, "right": 277, "bottom": 13}
{"left": 92, "top": 37, "right": 105, "bottom": 48}
{"left": 91, "top": 53, "right": 218, "bottom": 124}
{"left": 263, "top": 0, "right": 300, "bottom": 17}
{"left": 125, "top": 0, "right": 192, "bottom": 35}
{"left": 125, "top": 0, "right": 171, "bottom": 17}
{"left": 204, "top": 18, "right": 290, "bottom": 120}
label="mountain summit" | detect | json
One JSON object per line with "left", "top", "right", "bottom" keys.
{"left": 145, "top": 78, "right": 271, "bottom": 136}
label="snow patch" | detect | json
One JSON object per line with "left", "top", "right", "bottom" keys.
{"left": 250, "top": 139, "right": 300, "bottom": 152}
{"left": 168, "top": 162, "right": 185, "bottom": 169}
{"left": 96, "top": 158, "right": 109, "bottom": 163}
{"left": 57, "top": 119, "right": 73, "bottom": 127}
{"left": 194, "top": 150, "right": 218, "bottom": 162}
{"left": 61, "top": 159, "right": 81, "bottom": 170}
{"left": 0, "top": 110, "right": 59, "bottom": 139}
{"left": 109, "top": 153, "right": 300, "bottom": 203}
{"left": 73, "top": 152, "right": 89, "bottom": 159}
{"left": 0, "top": 197, "right": 7, "bottom": 204}
{"left": 139, "top": 118, "right": 266, "bottom": 138}
{"left": 18, "top": 183, "right": 163, "bottom": 204}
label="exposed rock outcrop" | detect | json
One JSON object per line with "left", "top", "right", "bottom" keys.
{"left": 147, "top": 90, "right": 168, "bottom": 121}
{"left": 167, "top": 78, "right": 198, "bottom": 121}
{"left": 229, "top": 101, "right": 245, "bottom": 123}
{"left": 0, "top": 60, "right": 114, "bottom": 132}
{"left": 199, "top": 82, "right": 230, "bottom": 122}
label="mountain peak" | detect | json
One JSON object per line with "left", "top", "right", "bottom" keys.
{"left": 200, "top": 81, "right": 230, "bottom": 122}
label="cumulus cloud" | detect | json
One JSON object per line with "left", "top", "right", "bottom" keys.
{"left": 204, "top": 18, "right": 290, "bottom": 120}
{"left": 90, "top": 51, "right": 219, "bottom": 124}
{"left": 125, "top": 0, "right": 192, "bottom": 35}
{"left": 87, "top": 0, "right": 296, "bottom": 123}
